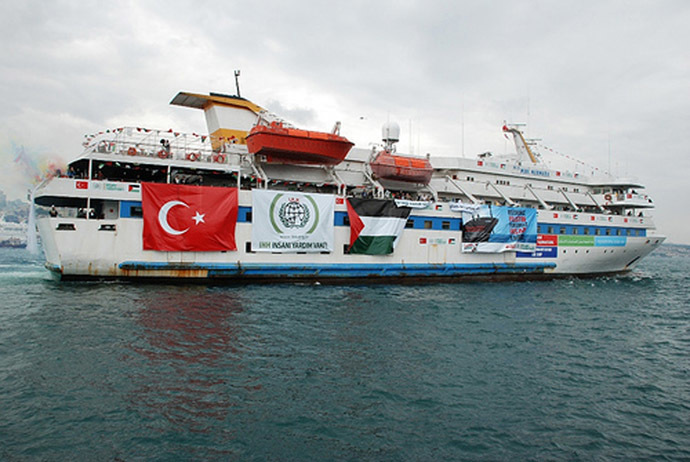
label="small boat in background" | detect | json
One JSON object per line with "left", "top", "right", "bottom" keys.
{"left": 245, "top": 121, "right": 354, "bottom": 165}
{"left": 370, "top": 151, "right": 433, "bottom": 184}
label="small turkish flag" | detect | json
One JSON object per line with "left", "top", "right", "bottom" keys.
{"left": 141, "top": 183, "right": 238, "bottom": 251}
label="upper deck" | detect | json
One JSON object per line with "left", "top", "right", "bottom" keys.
{"left": 33, "top": 100, "right": 657, "bottom": 225}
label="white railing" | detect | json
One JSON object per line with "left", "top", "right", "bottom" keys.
{"left": 597, "top": 192, "right": 654, "bottom": 206}
{"left": 83, "top": 127, "right": 229, "bottom": 163}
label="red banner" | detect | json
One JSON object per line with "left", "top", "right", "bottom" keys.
{"left": 537, "top": 234, "right": 558, "bottom": 247}
{"left": 142, "top": 183, "right": 238, "bottom": 251}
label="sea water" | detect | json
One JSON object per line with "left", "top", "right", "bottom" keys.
{"left": 0, "top": 247, "right": 688, "bottom": 460}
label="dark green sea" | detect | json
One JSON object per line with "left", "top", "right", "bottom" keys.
{"left": 1, "top": 246, "right": 688, "bottom": 461}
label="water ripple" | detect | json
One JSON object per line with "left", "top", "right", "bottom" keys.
{"left": 0, "top": 247, "right": 689, "bottom": 459}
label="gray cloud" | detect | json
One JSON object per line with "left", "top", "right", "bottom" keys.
{"left": 1, "top": 0, "right": 688, "bottom": 243}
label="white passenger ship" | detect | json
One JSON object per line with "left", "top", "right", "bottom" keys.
{"left": 33, "top": 91, "right": 664, "bottom": 281}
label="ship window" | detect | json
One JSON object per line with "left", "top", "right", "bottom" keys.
{"left": 559, "top": 227, "right": 566, "bottom": 234}
{"left": 584, "top": 228, "right": 590, "bottom": 235}
{"left": 343, "top": 244, "right": 350, "bottom": 254}
{"left": 606, "top": 228, "right": 611, "bottom": 236}
{"left": 547, "top": 185, "right": 554, "bottom": 190}
{"left": 574, "top": 188, "right": 580, "bottom": 193}
{"left": 98, "top": 224, "right": 116, "bottom": 231}
{"left": 56, "top": 223, "right": 76, "bottom": 231}
{"left": 406, "top": 219, "right": 414, "bottom": 228}
{"left": 573, "top": 228, "right": 579, "bottom": 235}
{"left": 616, "top": 229, "right": 621, "bottom": 236}
{"left": 547, "top": 226, "right": 554, "bottom": 234}
{"left": 130, "top": 206, "right": 143, "bottom": 218}
{"left": 343, "top": 215, "right": 350, "bottom": 226}
{"left": 442, "top": 221, "right": 451, "bottom": 230}
{"left": 595, "top": 228, "right": 601, "bottom": 236}
{"left": 627, "top": 229, "right": 631, "bottom": 236}
{"left": 245, "top": 241, "right": 253, "bottom": 253}
{"left": 424, "top": 220, "right": 432, "bottom": 229}
{"left": 245, "top": 211, "right": 252, "bottom": 222}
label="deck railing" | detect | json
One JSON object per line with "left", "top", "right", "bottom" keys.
{"left": 83, "top": 127, "right": 240, "bottom": 164}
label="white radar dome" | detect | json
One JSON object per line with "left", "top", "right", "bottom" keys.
{"left": 382, "top": 121, "right": 400, "bottom": 144}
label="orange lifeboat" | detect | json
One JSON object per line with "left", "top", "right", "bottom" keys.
{"left": 370, "top": 151, "right": 433, "bottom": 184}
{"left": 245, "top": 121, "right": 354, "bottom": 166}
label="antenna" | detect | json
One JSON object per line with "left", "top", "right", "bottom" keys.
{"left": 409, "top": 119, "right": 412, "bottom": 154}
{"left": 234, "top": 70, "right": 241, "bottom": 97}
{"left": 461, "top": 100, "right": 465, "bottom": 158}
{"left": 607, "top": 133, "right": 612, "bottom": 177}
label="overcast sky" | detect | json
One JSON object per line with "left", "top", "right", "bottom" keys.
{"left": 1, "top": 0, "right": 688, "bottom": 244}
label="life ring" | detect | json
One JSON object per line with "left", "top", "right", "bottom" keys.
{"left": 127, "top": 146, "right": 137, "bottom": 156}
{"left": 157, "top": 149, "right": 169, "bottom": 159}
{"left": 213, "top": 153, "right": 226, "bottom": 163}
{"left": 604, "top": 193, "right": 612, "bottom": 201}
{"left": 186, "top": 152, "right": 199, "bottom": 162}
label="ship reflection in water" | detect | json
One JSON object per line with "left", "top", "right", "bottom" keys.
{"left": 125, "top": 289, "right": 260, "bottom": 436}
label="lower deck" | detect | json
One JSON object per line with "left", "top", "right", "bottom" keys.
{"left": 37, "top": 199, "right": 665, "bottom": 280}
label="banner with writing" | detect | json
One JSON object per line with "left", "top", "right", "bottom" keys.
{"left": 461, "top": 205, "right": 537, "bottom": 253}
{"left": 252, "top": 189, "right": 334, "bottom": 253}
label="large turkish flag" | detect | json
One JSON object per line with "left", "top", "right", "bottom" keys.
{"left": 141, "top": 183, "right": 238, "bottom": 251}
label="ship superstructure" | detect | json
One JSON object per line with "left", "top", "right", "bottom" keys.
{"left": 32, "top": 91, "right": 664, "bottom": 281}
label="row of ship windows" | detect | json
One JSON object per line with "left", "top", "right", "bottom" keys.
{"left": 121, "top": 204, "right": 462, "bottom": 231}
{"left": 236, "top": 209, "right": 464, "bottom": 230}
{"left": 451, "top": 176, "right": 580, "bottom": 192}
{"left": 120, "top": 203, "right": 645, "bottom": 236}
{"left": 538, "top": 224, "right": 646, "bottom": 237}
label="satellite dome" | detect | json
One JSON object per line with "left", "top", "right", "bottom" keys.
{"left": 381, "top": 121, "right": 400, "bottom": 144}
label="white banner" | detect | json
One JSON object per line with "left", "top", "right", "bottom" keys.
{"left": 394, "top": 199, "right": 431, "bottom": 209}
{"left": 449, "top": 201, "right": 483, "bottom": 214}
{"left": 252, "top": 189, "right": 334, "bottom": 253}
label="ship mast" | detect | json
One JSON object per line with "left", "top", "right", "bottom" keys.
{"left": 502, "top": 123, "right": 538, "bottom": 164}
{"left": 234, "top": 70, "right": 241, "bottom": 97}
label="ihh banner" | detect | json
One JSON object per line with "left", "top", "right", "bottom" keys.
{"left": 251, "top": 189, "right": 335, "bottom": 253}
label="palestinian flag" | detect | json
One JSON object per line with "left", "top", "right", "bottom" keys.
{"left": 346, "top": 198, "right": 412, "bottom": 255}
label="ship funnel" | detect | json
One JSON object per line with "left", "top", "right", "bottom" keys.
{"left": 382, "top": 121, "right": 400, "bottom": 151}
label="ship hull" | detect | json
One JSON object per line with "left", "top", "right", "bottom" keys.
{"left": 37, "top": 203, "right": 664, "bottom": 282}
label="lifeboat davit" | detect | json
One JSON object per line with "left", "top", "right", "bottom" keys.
{"left": 370, "top": 151, "right": 434, "bottom": 185}
{"left": 245, "top": 122, "right": 354, "bottom": 166}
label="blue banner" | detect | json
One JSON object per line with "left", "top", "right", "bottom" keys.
{"left": 462, "top": 205, "right": 538, "bottom": 253}
{"left": 516, "top": 247, "right": 558, "bottom": 259}
{"left": 595, "top": 236, "right": 627, "bottom": 247}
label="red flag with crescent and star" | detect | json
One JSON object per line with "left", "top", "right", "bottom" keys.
{"left": 141, "top": 183, "right": 238, "bottom": 251}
